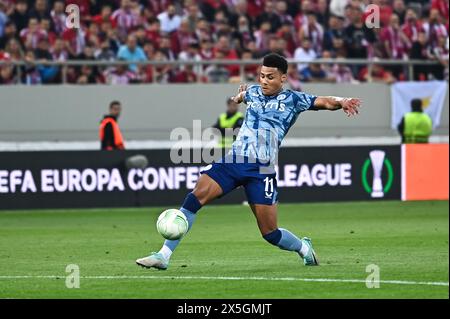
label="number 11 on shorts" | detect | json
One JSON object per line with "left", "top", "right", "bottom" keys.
{"left": 264, "top": 177, "right": 274, "bottom": 198}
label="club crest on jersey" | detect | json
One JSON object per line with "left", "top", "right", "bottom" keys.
{"left": 277, "top": 94, "right": 287, "bottom": 101}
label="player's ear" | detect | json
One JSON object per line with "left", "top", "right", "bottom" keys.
{"left": 281, "top": 73, "right": 287, "bottom": 83}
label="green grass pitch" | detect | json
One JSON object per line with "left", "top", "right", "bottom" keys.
{"left": 0, "top": 200, "right": 448, "bottom": 298}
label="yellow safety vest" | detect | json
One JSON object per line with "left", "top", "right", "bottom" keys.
{"left": 218, "top": 112, "right": 243, "bottom": 148}
{"left": 404, "top": 112, "right": 432, "bottom": 143}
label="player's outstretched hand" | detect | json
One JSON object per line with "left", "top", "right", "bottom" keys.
{"left": 342, "top": 98, "right": 361, "bottom": 117}
{"left": 232, "top": 83, "right": 248, "bottom": 103}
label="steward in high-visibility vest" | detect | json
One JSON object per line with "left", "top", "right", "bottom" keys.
{"left": 213, "top": 97, "right": 244, "bottom": 148}
{"left": 99, "top": 101, "right": 125, "bottom": 150}
{"left": 398, "top": 98, "right": 432, "bottom": 144}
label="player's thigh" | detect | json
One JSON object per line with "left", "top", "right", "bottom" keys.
{"left": 250, "top": 204, "right": 278, "bottom": 236}
{"left": 192, "top": 174, "right": 224, "bottom": 205}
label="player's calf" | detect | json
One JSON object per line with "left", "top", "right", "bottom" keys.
{"left": 262, "top": 228, "right": 319, "bottom": 266}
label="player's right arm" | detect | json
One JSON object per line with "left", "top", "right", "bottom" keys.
{"left": 231, "top": 83, "right": 248, "bottom": 104}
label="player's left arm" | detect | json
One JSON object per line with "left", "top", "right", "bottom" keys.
{"left": 313, "top": 96, "right": 361, "bottom": 117}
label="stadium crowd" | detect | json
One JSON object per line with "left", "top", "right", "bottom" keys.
{"left": 0, "top": 0, "right": 448, "bottom": 85}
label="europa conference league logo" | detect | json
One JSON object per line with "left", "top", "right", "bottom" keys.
{"left": 361, "top": 150, "right": 394, "bottom": 198}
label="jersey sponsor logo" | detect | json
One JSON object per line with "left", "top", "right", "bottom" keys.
{"left": 247, "top": 101, "right": 285, "bottom": 112}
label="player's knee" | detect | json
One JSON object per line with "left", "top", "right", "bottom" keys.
{"left": 262, "top": 228, "right": 282, "bottom": 246}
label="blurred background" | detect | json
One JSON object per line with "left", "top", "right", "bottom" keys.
{"left": 0, "top": 0, "right": 448, "bottom": 209}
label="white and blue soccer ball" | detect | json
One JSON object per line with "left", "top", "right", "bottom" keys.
{"left": 156, "top": 209, "right": 189, "bottom": 240}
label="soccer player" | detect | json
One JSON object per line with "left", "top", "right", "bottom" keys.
{"left": 136, "top": 53, "right": 361, "bottom": 269}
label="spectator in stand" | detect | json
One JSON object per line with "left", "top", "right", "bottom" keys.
{"left": 158, "top": 35, "right": 176, "bottom": 60}
{"left": 92, "top": 5, "right": 116, "bottom": 29}
{"left": 51, "top": 38, "right": 69, "bottom": 61}
{"left": 410, "top": 30, "right": 433, "bottom": 80}
{"left": 117, "top": 34, "right": 147, "bottom": 73}
{"left": 423, "top": 8, "right": 448, "bottom": 50}
{"left": 431, "top": 0, "right": 449, "bottom": 21}
{"left": 35, "top": 38, "right": 59, "bottom": 83}
{"left": 275, "top": 0, "right": 294, "bottom": 26}
{"left": 20, "top": 17, "right": 47, "bottom": 50}
{"left": 213, "top": 34, "right": 239, "bottom": 77}
{"left": 329, "top": 53, "right": 358, "bottom": 83}
{"left": 232, "top": 14, "right": 254, "bottom": 52}
{"left": 195, "top": 18, "right": 211, "bottom": 42}
{"left": 226, "top": 0, "right": 252, "bottom": 30}
{"left": 4, "top": 37, "right": 23, "bottom": 60}
{"left": 276, "top": 21, "right": 297, "bottom": 56}
{"left": 316, "top": 0, "right": 330, "bottom": 28}
{"left": 183, "top": 2, "right": 202, "bottom": 33}
{"left": 323, "top": 15, "right": 345, "bottom": 51}
{"left": 300, "top": 62, "right": 334, "bottom": 82}
{"left": 254, "top": 20, "right": 272, "bottom": 52}
{"left": 379, "top": 13, "right": 411, "bottom": 78}
{"left": 0, "top": 61, "right": 15, "bottom": 84}
{"left": 158, "top": 3, "right": 181, "bottom": 34}
{"left": 329, "top": 0, "right": 348, "bottom": 19}
{"left": 255, "top": 0, "right": 281, "bottom": 33}
{"left": 358, "top": 63, "right": 396, "bottom": 84}
{"left": 40, "top": 18, "right": 56, "bottom": 45}
{"left": 294, "top": 0, "right": 314, "bottom": 30}
{"left": 371, "top": 0, "right": 393, "bottom": 27}
{"left": 294, "top": 37, "right": 317, "bottom": 73}
{"left": 8, "top": 0, "right": 29, "bottom": 33}
{"left": 286, "top": 63, "right": 302, "bottom": 90}
{"left": 0, "top": 1, "right": 8, "bottom": 38}
{"left": 240, "top": 49, "right": 258, "bottom": 82}
{"left": 401, "top": 8, "right": 424, "bottom": 43}
{"left": 344, "top": 4, "right": 376, "bottom": 74}
{"left": 151, "top": 49, "right": 173, "bottom": 83}
{"left": 393, "top": 0, "right": 407, "bottom": 24}
{"left": 62, "top": 24, "right": 86, "bottom": 56}
{"left": 299, "top": 11, "right": 324, "bottom": 54}
{"left": 430, "top": 34, "right": 449, "bottom": 80}
{"left": 29, "top": 0, "right": 50, "bottom": 21}
{"left": 104, "top": 60, "right": 137, "bottom": 85}
{"left": 23, "top": 49, "right": 42, "bottom": 84}
{"left": 178, "top": 41, "right": 203, "bottom": 78}
{"left": 205, "top": 49, "right": 230, "bottom": 83}
{"left": 0, "top": 22, "right": 18, "bottom": 50}
{"left": 199, "top": 38, "right": 214, "bottom": 61}
{"left": 112, "top": 0, "right": 140, "bottom": 38}
{"left": 172, "top": 18, "right": 198, "bottom": 56}
{"left": 50, "top": 1, "right": 67, "bottom": 36}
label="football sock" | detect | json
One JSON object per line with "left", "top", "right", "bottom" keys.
{"left": 158, "top": 193, "right": 201, "bottom": 260}
{"left": 263, "top": 228, "right": 306, "bottom": 255}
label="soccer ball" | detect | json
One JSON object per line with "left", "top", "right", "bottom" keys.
{"left": 156, "top": 209, "right": 189, "bottom": 240}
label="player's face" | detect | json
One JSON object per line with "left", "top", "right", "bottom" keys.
{"left": 259, "top": 66, "right": 286, "bottom": 96}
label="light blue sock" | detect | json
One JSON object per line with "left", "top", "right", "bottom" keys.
{"left": 162, "top": 208, "right": 196, "bottom": 253}
{"left": 263, "top": 228, "right": 303, "bottom": 252}
{"left": 277, "top": 228, "right": 303, "bottom": 251}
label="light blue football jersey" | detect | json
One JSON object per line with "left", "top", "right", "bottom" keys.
{"left": 230, "top": 84, "right": 317, "bottom": 164}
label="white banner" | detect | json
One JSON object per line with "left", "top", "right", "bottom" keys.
{"left": 391, "top": 81, "right": 448, "bottom": 129}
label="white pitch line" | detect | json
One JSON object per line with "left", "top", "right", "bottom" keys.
{"left": 0, "top": 275, "right": 448, "bottom": 287}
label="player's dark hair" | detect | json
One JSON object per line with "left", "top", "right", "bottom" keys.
{"left": 110, "top": 100, "right": 121, "bottom": 109}
{"left": 411, "top": 98, "right": 422, "bottom": 112}
{"left": 262, "top": 53, "right": 288, "bottom": 74}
